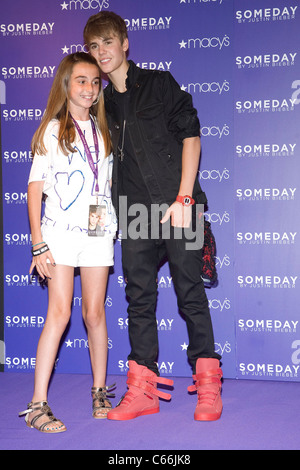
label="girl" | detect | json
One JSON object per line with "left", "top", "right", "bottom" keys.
{"left": 19, "top": 52, "right": 117, "bottom": 433}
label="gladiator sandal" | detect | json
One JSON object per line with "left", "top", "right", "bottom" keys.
{"left": 91, "top": 384, "right": 116, "bottom": 419}
{"left": 19, "top": 401, "right": 66, "bottom": 433}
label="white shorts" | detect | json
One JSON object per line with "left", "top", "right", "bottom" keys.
{"left": 41, "top": 226, "right": 115, "bottom": 267}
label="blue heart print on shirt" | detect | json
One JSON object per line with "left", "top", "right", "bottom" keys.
{"left": 54, "top": 171, "right": 85, "bottom": 210}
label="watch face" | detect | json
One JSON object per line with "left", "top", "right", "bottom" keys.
{"left": 176, "top": 195, "right": 194, "bottom": 206}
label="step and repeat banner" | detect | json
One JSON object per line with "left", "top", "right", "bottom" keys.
{"left": 1, "top": 0, "right": 300, "bottom": 381}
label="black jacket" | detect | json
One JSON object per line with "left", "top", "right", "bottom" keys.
{"left": 104, "top": 61, "right": 207, "bottom": 215}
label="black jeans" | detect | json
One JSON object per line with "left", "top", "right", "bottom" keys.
{"left": 121, "top": 214, "right": 221, "bottom": 375}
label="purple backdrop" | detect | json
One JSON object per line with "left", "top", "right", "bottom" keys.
{"left": 1, "top": 0, "right": 300, "bottom": 381}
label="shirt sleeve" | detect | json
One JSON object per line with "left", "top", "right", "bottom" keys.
{"left": 28, "top": 120, "right": 57, "bottom": 184}
{"left": 160, "top": 71, "right": 200, "bottom": 143}
{"left": 28, "top": 153, "right": 49, "bottom": 184}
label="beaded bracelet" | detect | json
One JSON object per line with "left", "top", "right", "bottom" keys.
{"left": 31, "top": 244, "right": 49, "bottom": 257}
{"left": 32, "top": 241, "right": 46, "bottom": 248}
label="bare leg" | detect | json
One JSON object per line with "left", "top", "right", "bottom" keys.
{"left": 30, "top": 264, "right": 74, "bottom": 430}
{"left": 80, "top": 266, "right": 110, "bottom": 417}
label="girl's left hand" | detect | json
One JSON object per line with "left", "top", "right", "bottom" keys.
{"left": 29, "top": 248, "right": 56, "bottom": 280}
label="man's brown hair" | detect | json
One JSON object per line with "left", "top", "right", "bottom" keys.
{"left": 84, "top": 11, "right": 128, "bottom": 46}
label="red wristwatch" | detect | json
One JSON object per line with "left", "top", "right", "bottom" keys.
{"left": 176, "top": 195, "right": 195, "bottom": 206}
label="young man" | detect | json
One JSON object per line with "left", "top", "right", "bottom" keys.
{"left": 84, "top": 11, "right": 223, "bottom": 421}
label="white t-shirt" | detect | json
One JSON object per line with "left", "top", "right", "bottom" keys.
{"left": 28, "top": 118, "right": 117, "bottom": 237}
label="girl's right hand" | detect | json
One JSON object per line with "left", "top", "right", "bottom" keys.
{"left": 29, "top": 248, "right": 56, "bottom": 280}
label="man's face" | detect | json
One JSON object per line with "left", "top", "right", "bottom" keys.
{"left": 88, "top": 34, "right": 128, "bottom": 77}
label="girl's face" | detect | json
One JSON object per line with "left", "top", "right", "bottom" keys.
{"left": 68, "top": 62, "right": 100, "bottom": 118}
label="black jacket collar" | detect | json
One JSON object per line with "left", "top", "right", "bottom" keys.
{"left": 105, "top": 60, "right": 139, "bottom": 100}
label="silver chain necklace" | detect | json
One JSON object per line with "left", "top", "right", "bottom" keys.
{"left": 118, "top": 119, "right": 126, "bottom": 162}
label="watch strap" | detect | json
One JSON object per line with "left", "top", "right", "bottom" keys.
{"left": 176, "top": 195, "right": 195, "bottom": 206}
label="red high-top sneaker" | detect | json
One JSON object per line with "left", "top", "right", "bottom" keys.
{"left": 107, "top": 361, "right": 174, "bottom": 421}
{"left": 188, "top": 358, "right": 223, "bottom": 421}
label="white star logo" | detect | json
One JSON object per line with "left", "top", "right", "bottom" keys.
{"left": 65, "top": 339, "right": 73, "bottom": 348}
{"left": 180, "top": 0, "right": 187, "bottom": 3}
{"left": 181, "top": 342, "right": 188, "bottom": 351}
{"left": 179, "top": 40, "right": 187, "bottom": 49}
{"left": 61, "top": 45, "right": 69, "bottom": 54}
{"left": 181, "top": 84, "right": 187, "bottom": 91}
{"left": 61, "top": 1, "right": 68, "bottom": 10}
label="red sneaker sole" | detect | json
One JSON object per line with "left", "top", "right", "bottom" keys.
{"left": 107, "top": 407, "right": 159, "bottom": 421}
{"left": 194, "top": 410, "right": 222, "bottom": 421}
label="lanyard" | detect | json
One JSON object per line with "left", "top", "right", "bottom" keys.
{"left": 70, "top": 114, "right": 100, "bottom": 193}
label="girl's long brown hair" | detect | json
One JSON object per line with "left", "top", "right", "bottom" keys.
{"left": 31, "top": 52, "right": 111, "bottom": 157}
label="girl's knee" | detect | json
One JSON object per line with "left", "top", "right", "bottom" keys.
{"left": 46, "top": 304, "right": 71, "bottom": 330}
{"left": 83, "top": 307, "right": 105, "bottom": 330}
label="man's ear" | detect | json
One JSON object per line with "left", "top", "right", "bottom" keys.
{"left": 122, "top": 38, "right": 129, "bottom": 53}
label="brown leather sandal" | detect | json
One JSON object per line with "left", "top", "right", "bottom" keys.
{"left": 91, "top": 384, "right": 115, "bottom": 419}
{"left": 19, "top": 401, "right": 66, "bottom": 433}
